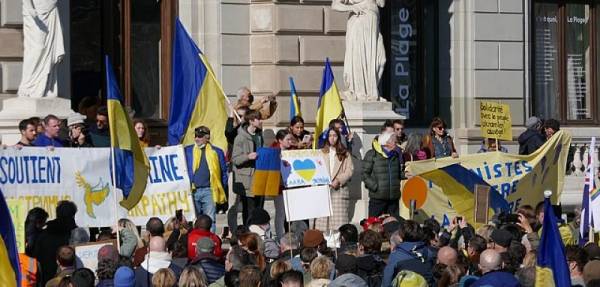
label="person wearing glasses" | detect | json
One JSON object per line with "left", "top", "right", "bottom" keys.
{"left": 422, "top": 117, "right": 458, "bottom": 159}
{"left": 184, "top": 126, "right": 228, "bottom": 232}
{"left": 88, "top": 106, "right": 110, "bottom": 147}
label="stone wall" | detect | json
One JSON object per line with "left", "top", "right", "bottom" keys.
{"left": 0, "top": 0, "right": 23, "bottom": 98}
{"left": 218, "top": 0, "right": 349, "bottom": 127}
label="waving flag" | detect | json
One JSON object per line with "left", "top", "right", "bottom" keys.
{"left": 314, "top": 58, "right": 343, "bottom": 149}
{"left": 536, "top": 191, "right": 571, "bottom": 287}
{"left": 252, "top": 148, "right": 281, "bottom": 197}
{"left": 419, "top": 164, "right": 510, "bottom": 227}
{"left": 105, "top": 56, "right": 150, "bottom": 210}
{"left": 168, "top": 19, "right": 228, "bottom": 152}
{"left": 289, "top": 77, "right": 301, "bottom": 121}
{"left": 0, "top": 189, "right": 20, "bottom": 287}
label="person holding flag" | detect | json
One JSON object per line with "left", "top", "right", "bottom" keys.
{"left": 535, "top": 190, "right": 571, "bottom": 287}
{"left": 0, "top": 189, "right": 21, "bottom": 287}
{"left": 184, "top": 126, "right": 228, "bottom": 232}
{"left": 580, "top": 137, "right": 596, "bottom": 245}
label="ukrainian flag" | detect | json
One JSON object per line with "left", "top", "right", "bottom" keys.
{"left": 168, "top": 19, "right": 228, "bottom": 152}
{"left": 536, "top": 193, "right": 571, "bottom": 287}
{"left": 105, "top": 56, "right": 150, "bottom": 210}
{"left": 0, "top": 189, "right": 20, "bottom": 287}
{"left": 419, "top": 164, "right": 509, "bottom": 225}
{"left": 314, "top": 58, "right": 343, "bottom": 149}
{"left": 251, "top": 147, "right": 281, "bottom": 197}
{"left": 289, "top": 77, "right": 301, "bottom": 121}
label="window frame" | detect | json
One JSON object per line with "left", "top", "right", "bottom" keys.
{"left": 531, "top": 0, "right": 599, "bottom": 125}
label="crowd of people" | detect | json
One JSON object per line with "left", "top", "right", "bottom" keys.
{"left": 6, "top": 87, "right": 593, "bottom": 287}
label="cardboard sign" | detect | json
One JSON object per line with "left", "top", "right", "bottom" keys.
{"left": 281, "top": 150, "right": 331, "bottom": 188}
{"left": 7, "top": 198, "right": 26, "bottom": 253}
{"left": 474, "top": 184, "right": 491, "bottom": 224}
{"left": 480, "top": 101, "right": 512, "bottom": 141}
{"left": 74, "top": 240, "right": 117, "bottom": 272}
{"left": 283, "top": 185, "right": 332, "bottom": 221}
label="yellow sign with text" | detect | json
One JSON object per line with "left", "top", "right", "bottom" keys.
{"left": 480, "top": 101, "right": 512, "bottom": 141}
{"left": 7, "top": 199, "right": 26, "bottom": 253}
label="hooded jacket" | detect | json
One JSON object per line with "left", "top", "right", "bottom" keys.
{"left": 33, "top": 217, "right": 77, "bottom": 286}
{"left": 517, "top": 128, "right": 545, "bottom": 155}
{"left": 134, "top": 251, "right": 182, "bottom": 287}
{"left": 361, "top": 139, "right": 403, "bottom": 200}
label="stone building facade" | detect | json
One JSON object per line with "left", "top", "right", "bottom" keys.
{"left": 0, "top": 0, "right": 598, "bottom": 214}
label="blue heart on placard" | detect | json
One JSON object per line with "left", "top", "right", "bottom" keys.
{"left": 292, "top": 159, "right": 317, "bottom": 182}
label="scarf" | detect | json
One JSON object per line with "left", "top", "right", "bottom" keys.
{"left": 192, "top": 143, "right": 226, "bottom": 204}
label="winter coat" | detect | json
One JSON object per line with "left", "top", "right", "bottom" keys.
{"left": 188, "top": 254, "right": 225, "bottom": 284}
{"left": 471, "top": 270, "right": 520, "bottom": 287}
{"left": 134, "top": 251, "right": 182, "bottom": 287}
{"left": 33, "top": 217, "right": 77, "bottom": 286}
{"left": 232, "top": 125, "right": 263, "bottom": 197}
{"left": 518, "top": 128, "right": 545, "bottom": 155}
{"left": 355, "top": 253, "right": 386, "bottom": 287}
{"left": 362, "top": 139, "right": 403, "bottom": 200}
{"left": 381, "top": 242, "right": 436, "bottom": 287}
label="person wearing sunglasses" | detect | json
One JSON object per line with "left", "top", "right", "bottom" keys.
{"left": 422, "top": 117, "right": 458, "bottom": 159}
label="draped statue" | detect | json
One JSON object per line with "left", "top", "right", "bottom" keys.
{"left": 18, "top": 0, "right": 65, "bottom": 98}
{"left": 332, "top": 0, "right": 386, "bottom": 101}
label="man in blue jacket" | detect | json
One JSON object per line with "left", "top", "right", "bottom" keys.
{"left": 381, "top": 220, "right": 436, "bottom": 286}
{"left": 185, "top": 126, "right": 228, "bottom": 233}
{"left": 471, "top": 249, "right": 520, "bottom": 287}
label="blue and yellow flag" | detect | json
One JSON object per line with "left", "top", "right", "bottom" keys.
{"left": 0, "top": 189, "right": 20, "bottom": 287}
{"left": 314, "top": 58, "right": 343, "bottom": 149}
{"left": 105, "top": 56, "right": 150, "bottom": 210}
{"left": 289, "top": 77, "right": 301, "bottom": 121}
{"left": 251, "top": 148, "right": 281, "bottom": 197}
{"left": 168, "top": 19, "right": 228, "bottom": 152}
{"left": 419, "top": 164, "right": 510, "bottom": 226}
{"left": 536, "top": 193, "right": 571, "bottom": 287}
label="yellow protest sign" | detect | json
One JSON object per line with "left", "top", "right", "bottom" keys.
{"left": 405, "top": 130, "right": 571, "bottom": 226}
{"left": 6, "top": 199, "right": 26, "bottom": 253}
{"left": 480, "top": 101, "right": 512, "bottom": 141}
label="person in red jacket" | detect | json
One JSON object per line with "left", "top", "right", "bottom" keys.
{"left": 187, "top": 215, "right": 223, "bottom": 260}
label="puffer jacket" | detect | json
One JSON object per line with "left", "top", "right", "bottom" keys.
{"left": 518, "top": 128, "right": 545, "bottom": 155}
{"left": 362, "top": 139, "right": 403, "bottom": 200}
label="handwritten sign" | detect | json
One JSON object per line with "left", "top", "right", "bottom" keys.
{"left": 7, "top": 199, "right": 26, "bottom": 253}
{"left": 480, "top": 101, "right": 512, "bottom": 141}
{"left": 281, "top": 150, "right": 331, "bottom": 188}
{"left": 74, "top": 240, "right": 116, "bottom": 272}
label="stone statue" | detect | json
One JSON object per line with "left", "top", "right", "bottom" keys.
{"left": 332, "top": 0, "right": 386, "bottom": 101}
{"left": 18, "top": 0, "right": 65, "bottom": 98}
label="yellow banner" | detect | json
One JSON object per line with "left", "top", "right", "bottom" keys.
{"left": 6, "top": 199, "right": 26, "bottom": 253}
{"left": 480, "top": 101, "right": 512, "bottom": 141}
{"left": 405, "top": 130, "right": 571, "bottom": 225}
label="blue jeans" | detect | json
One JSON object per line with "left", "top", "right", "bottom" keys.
{"left": 193, "top": 187, "right": 216, "bottom": 232}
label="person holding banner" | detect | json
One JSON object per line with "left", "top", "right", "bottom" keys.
{"left": 422, "top": 117, "right": 457, "bottom": 159}
{"left": 185, "top": 126, "right": 227, "bottom": 232}
{"left": 16, "top": 118, "right": 37, "bottom": 147}
{"left": 232, "top": 110, "right": 265, "bottom": 225}
{"left": 289, "top": 116, "right": 312, "bottom": 149}
{"left": 32, "top": 114, "right": 64, "bottom": 147}
{"left": 314, "top": 128, "right": 354, "bottom": 231}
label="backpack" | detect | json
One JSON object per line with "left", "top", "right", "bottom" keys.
{"left": 358, "top": 258, "right": 385, "bottom": 287}
{"left": 391, "top": 270, "right": 428, "bottom": 287}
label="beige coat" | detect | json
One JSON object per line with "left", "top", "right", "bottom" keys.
{"left": 314, "top": 149, "right": 354, "bottom": 231}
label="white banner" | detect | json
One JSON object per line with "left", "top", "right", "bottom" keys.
{"left": 1, "top": 145, "right": 193, "bottom": 227}
{"left": 281, "top": 149, "right": 331, "bottom": 188}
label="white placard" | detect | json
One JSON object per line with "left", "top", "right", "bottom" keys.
{"left": 74, "top": 240, "right": 116, "bottom": 272}
{"left": 281, "top": 150, "right": 331, "bottom": 188}
{"left": 283, "top": 185, "right": 332, "bottom": 221}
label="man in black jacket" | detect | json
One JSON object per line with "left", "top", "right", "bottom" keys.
{"left": 33, "top": 201, "right": 78, "bottom": 286}
{"left": 518, "top": 116, "right": 545, "bottom": 155}
{"left": 362, "top": 131, "right": 403, "bottom": 217}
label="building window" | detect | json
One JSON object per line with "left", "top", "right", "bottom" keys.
{"left": 533, "top": 1, "right": 597, "bottom": 123}
{"left": 380, "top": 0, "right": 439, "bottom": 125}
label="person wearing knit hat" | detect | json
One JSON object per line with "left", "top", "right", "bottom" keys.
{"left": 189, "top": 238, "right": 225, "bottom": 284}
{"left": 518, "top": 116, "right": 545, "bottom": 155}
{"left": 489, "top": 229, "right": 512, "bottom": 252}
{"left": 248, "top": 208, "right": 280, "bottom": 260}
{"left": 303, "top": 229, "right": 325, "bottom": 249}
{"left": 114, "top": 266, "right": 135, "bottom": 287}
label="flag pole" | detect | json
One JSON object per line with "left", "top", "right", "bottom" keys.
{"left": 110, "top": 149, "right": 121, "bottom": 252}
{"left": 199, "top": 54, "right": 242, "bottom": 123}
